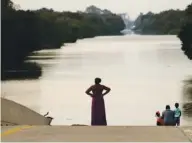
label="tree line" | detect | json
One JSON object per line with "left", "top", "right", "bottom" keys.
{"left": 1, "top": 0, "right": 125, "bottom": 80}
{"left": 133, "top": 10, "right": 185, "bottom": 35}
{"left": 177, "top": 4, "right": 192, "bottom": 60}
{"left": 133, "top": 3, "right": 192, "bottom": 60}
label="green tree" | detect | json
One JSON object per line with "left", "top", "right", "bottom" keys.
{"left": 133, "top": 9, "right": 185, "bottom": 35}
{"left": 1, "top": 1, "right": 125, "bottom": 80}
{"left": 178, "top": 3, "right": 192, "bottom": 60}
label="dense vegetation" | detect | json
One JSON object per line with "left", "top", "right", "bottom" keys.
{"left": 182, "top": 78, "right": 192, "bottom": 117}
{"left": 177, "top": 3, "right": 192, "bottom": 60}
{"left": 178, "top": 4, "right": 192, "bottom": 116}
{"left": 133, "top": 3, "right": 192, "bottom": 60}
{"left": 1, "top": 0, "right": 125, "bottom": 80}
{"left": 133, "top": 10, "right": 185, "bottom": 35}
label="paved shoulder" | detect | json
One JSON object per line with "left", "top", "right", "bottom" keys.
{"left": 1, "top": 126, "right": 191, "bottom": 142}
{"left": 180, "top": 126, "right": 192, "bottom": 142}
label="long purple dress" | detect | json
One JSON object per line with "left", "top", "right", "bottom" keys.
{"left": 90, "top": 85, "right": 107, "bottom": 126}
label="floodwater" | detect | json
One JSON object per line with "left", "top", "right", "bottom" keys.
{"left": 2, "top": 35, "right": 192, "bottom": 125}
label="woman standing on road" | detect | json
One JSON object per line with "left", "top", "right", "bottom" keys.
{"left": 85, "top": 78, "right": 111, "bottom": 126}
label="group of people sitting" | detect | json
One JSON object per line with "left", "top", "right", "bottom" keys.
{"left": 155, "top": 103, "right": 181, "bottom": 126}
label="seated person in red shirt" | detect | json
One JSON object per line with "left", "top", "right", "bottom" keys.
{"left": 156, "top": 111, "right": 164, "bottom": 126}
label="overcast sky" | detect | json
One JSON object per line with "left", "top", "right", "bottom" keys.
{"left": 13, "top": 0, "right": 191, "bottom": 19}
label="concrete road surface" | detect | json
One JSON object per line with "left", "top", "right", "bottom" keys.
{"left": 1, "top": 126, "right": 192, "bottom": 142}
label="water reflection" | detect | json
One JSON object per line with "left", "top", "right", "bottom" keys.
{"left": 2, "top": 49, "right": 60, "bottom": 81}
{"left": 182, "top": 78, "right": 192, "bottom": 117}
{"left": 26, "top": 49, "right": 61, "bottom": 78}
{"left": 2, "top": 80, "right": 42, "bottom": 113}
{"left": 2, "top": 35, "right": 192, "bottom": 125}
{"left": 1, "top": 62, "right": 42, "bottom": 81}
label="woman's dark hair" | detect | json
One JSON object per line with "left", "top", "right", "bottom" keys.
{"left": 166, "top": 105, "right": 170, "bottom": 110}
{"left": 95, "top": 77, "right": 101, "bottom": 84}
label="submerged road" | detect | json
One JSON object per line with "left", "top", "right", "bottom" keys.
{"left": 1, "top": 126, "right": 192, "bottom": 142}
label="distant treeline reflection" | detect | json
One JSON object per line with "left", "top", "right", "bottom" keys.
{"left": 1, "top": 62, "right": 42, "bottom": 80}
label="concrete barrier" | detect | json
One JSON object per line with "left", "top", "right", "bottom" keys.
{"left": 1, "top": 98, "right": 53, "bottom": 125}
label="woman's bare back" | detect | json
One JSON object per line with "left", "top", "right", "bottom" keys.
{"left": 91, "top": 84, "right": 105, "bottom": 97}
{"left": 85, "top": 78, "right": 111, "bottom": 126}
{"left": 86, "top": 84, "right": 111, "bottom": 98}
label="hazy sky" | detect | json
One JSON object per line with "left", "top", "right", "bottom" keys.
{"left": 13, "top": 0, "right": 191, "bottom": 19}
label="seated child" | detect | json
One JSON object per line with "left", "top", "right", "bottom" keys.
{"left": 156, "top": 111, "right": 164, "bottom": 126}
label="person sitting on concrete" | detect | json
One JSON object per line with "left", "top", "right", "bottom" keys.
{"left": 174, "top": 103, "right": 181, "bottom": 126}
{"left": 155, "top": 111, "right": 164, "bottom": 126}
{"left": 162, "top": 105, "right": 175, "bottom": 126}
